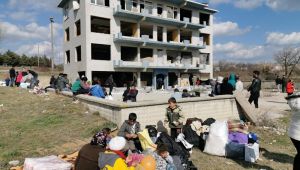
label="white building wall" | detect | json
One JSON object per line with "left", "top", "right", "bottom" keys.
{"left": 61, "top": 0, "right": 216, "bottom": 83}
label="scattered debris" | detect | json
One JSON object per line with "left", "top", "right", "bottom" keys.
{"left": 9, "top": 160, "right": 20, "bottom": 166}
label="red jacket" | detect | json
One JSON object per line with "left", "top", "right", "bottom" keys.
{"left": 16, "top": 73, "right": 23, "bottom": 83}
{"left": 286, "top": 82, "right": 294, "bottom": 94}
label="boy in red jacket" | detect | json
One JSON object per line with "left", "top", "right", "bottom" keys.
{"left": 286, "top": 79, "right": 294, "bottom": 96}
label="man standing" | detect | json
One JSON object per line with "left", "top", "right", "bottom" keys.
{"left": 282, "top": 75, "right": 287, "bottom": 93}
{"left": 9, "top": 66, "right": 16, "bottom": 87}
{"left": 275, "top": 75, "right": 282, "bottom": 92}
{"left": 248, "top": 70, "right": 261, "bottom": 108}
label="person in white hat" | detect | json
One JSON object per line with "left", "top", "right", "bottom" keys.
{"left": 98, "top": 136, "right": 128, "bottom": 169}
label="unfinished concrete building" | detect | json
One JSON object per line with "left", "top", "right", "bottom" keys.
{"left": 58, "top": 0, "right": 217, "bottom": 88}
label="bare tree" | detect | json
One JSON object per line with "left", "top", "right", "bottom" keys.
{"left": 274, "top": 47, "right": 300, "bottom": 78}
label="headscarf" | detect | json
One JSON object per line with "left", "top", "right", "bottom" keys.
{"left": 228, "top": 73, "right": 236, "bottom": 89}
{"left": 90, "top": 130, "right": 111, "bottom": 147}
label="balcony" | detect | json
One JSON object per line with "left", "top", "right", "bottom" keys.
{"left": 113, "top": 60, "right": 207, "bottom": 70}
{"left": 113, "top": 33, "right": 205, "bottom": 50}
{"left": 113, "top": 5, "right": 205, "bottom": 30}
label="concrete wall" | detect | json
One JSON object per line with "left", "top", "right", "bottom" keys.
{"left": 61, "top": 91, "right": 239, "bottom": 129}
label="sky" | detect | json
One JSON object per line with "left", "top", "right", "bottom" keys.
{"left": 0, "top": 0, "right": 300, "bottom": 63}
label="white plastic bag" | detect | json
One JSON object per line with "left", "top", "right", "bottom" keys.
{"left": 245, "top": 143, "right": 259, "bottom": 163}
{"left": 203, "top": 121, "right": 228, "bottom": 156}
{"left": 24, "top": 155, "right": 72, "bottom": 170}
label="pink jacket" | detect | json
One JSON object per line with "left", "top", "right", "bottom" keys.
{"left": 16, "top": 73, "right": 23, "bottom": 83}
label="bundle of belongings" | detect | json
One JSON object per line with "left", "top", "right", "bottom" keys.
{"left": 201, "top": 119, "right": 259, "bottom": 162}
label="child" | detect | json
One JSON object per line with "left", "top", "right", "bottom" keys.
{"left": 117, "top": 113, "right": 142, "bottom": 152}
{"left": 153, "top": 143, "right": 176, "bottom": 170}
{"left": 164, "top": 97, "right": 184, "bottom": 140}
{"left": 286, "top": 79, "right": 294, "bottom": 96}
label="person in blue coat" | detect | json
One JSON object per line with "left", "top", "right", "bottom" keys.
{"left": 90, "top": 78, "right": 105, "bottom": 98}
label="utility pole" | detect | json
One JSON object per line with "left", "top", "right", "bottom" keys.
{"left": 50, "top": 17, "right": 54, "bottom": 73}
{"left": 37, "top": 44, "right": 40, "bottom": 67}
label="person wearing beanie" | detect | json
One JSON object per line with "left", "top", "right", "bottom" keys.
{"left": 98, "top": 136, "right": 134, "bottom": 169}
{"left": 75, "top": 128, "right": 111, "bottom": 170}
{"left": 152, "top": 143, "right": 176, "bottom": 170}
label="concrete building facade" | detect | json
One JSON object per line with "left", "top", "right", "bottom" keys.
{"left": 58, "top": 0, "right": 217, "bottom": 88}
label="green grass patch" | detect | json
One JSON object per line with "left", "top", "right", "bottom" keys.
{"left": 0, "top": 87, "right": 110, "bottom": 169}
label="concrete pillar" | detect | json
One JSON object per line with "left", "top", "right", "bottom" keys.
{"left": 153, "top": 48, "right": 158, "bottom": 64}
{"left": 162, "top": 4, "right": 167, "bottom": 18}
{"left": 163, "top": 27, "right": 167, "bottom": 42}
{"left": 137, "top": 72, "right": 141, "bottom": 88}
{"left": 152, "top": 73, "right": 157, "bottom": 89}
{"left": 192, "top": 30, "right": 199, "bottom": 45}
{"left": 177, "top": 72, "right": 181, "bottom": 87}
{"left": 165, "top": 73, "right": 169, "bottom": 89}
{"left": 153, "top": 3, "right": 157, "bottom": 16}
{"left": 177, "top": 28, "right": 180, "bottom": 43}
{"left": 153, "top": 25, "right": 157, "bottom": 41}
{"left": 163, "top": 49, "right": 167, "bottom": 64}
{"left": 137, "top": 47, "right": 141, "bottom": 62}
{"left": 191, "top": 9, "right": 199, "bottom": 24}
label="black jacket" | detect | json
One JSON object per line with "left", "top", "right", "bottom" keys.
{"left": 248, "top": 78, "right": 261, "bottom": 94}
{"left": 9, "top": 68, "right": 16, "bottom": 77}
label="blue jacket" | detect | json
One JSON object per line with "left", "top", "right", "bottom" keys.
{"left": 90, "top": 85, "right": 105, "bottom": 98}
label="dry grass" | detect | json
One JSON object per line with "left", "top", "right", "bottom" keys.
{"left": 191, "top": 115, "right": 295, "bottom": 170}
{"left": 0, "top": 87, "right": 115, "bottom": 169}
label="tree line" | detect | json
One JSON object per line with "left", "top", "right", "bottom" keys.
{"left": 0, "top": 50, "right": 51, "bottom": 67}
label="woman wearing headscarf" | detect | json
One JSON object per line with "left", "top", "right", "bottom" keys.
{"left": 228, "top": 73, "right": 236, "bottom": 90}
{"left": 75, "top": 128, "right": 111, "bottom": 170}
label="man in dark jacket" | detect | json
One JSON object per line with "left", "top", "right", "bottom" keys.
{"left": 248, "top": 70, "right": 261, "bottom": 108}
{"left": 9, "top": 66, "right": 16, "bottom": 87}
{"left": 117, "top": 113, "right": 142, "bottom": 152}
{"left": 281, "top": 75, "right": 287, "bottom": 93}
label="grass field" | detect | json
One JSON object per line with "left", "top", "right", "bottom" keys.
{"left": 0, "top": 86, "right": 296, "bottom": 170}
{"left": 0, "top": 87, "right": 115, "bottom": 169}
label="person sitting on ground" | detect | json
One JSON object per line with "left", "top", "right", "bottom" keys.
{"left": 98, "top": 136, "right": 134, "bottom": 169}
{"left": 75, "top": 128, "right": 111, "bottom": 170}
{"left": 171, "top": 88, "right": 182, "bottom": 100}
{"left": 27, "top": 69, "right": 38, "bottom": 89}
{"left": 127, "top": 85, "right": 138, "bottom": 102}
{"left": 72, "top": 76, "right": 90, "bottom": 95}
{"left": 152, "top": 143, "right": 176, "bottom": 170}
{"left": 90, "top": 78, "right": 105, "bottom": 98}
{"left": 165, "top": 97, "right": 184, "bottom": 139}
{"left": 213, "top": 76, "right": 223, "bottom": 96}
{"left": 122, "top": 84, "right": 130, "bottom": 102}
{"left": 117, "top": 113, "right": 142, "bottom": 152}
{"left": 196, "top": 78, "right": 201, "bottom": 86}
{"left": 45, "top": 75, "right": 56, "bottom": 92}
{"left": 235, "top": 76, "right": 244, "bottom": 92}
{"left": 182, "top": 89, "right": 191, "bottom": 98}
{"left": 4, "top": 73, "right": 10, "bottom": 86}
{"left": 220, "top": 77, "right": 233, "bottom": 95}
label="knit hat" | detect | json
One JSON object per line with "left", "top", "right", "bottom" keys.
{"left": 108, "top": 136, "right": 126, "bottom": 151}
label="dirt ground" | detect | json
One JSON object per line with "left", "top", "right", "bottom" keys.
{"left": 190, "top": 92, "right": 295, "bottom": 170}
